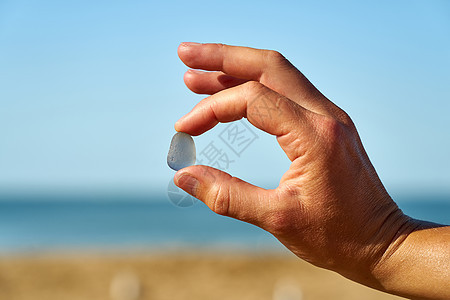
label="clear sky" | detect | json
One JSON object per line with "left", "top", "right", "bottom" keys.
{"left": 0, "top": 0, "right": 449, "bottom": 197}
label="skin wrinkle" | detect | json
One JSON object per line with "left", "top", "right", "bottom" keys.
{"left": 276, "top": 133, "right": 300, "bottom": 162}
{"left": 277, "top": 110, "right": 315, "bottom": 161}
{"left": 217, "top": 44, "right": 226, "bottom": 75}
{"left": 210, "top": 179, "right": 227, "bottom": 216}
{"left": 262, "top": 191, "right": 285, "bottom": 234}
{"left": 247, "top": 85, "right": 273, "bottom": 129}
{"left": 278, "top": 164, "right": 304, "bottom": 187}
{"left": 250, "top": 190, "right": 268, "bottom": 226}
{"left": 371, "top": 220, "right": 415, "bottom": 273}
{"left": 244, "top": 82, "right": 266, "bottom": 123}
{"left": 362, "top": 209, "right": 405, "bottom": 268}
{"left": 233, "top": 178, "right": 256, "bottom": 223}
{"left": 354, "top": 190, "right": 389, "bottom": 243}
{"left": 370, "top": 220, "right": 422, "bottom": 294}
{"left": 258, "top": 49, "right": 276, "bottom": 82}
{"left": 375, "top": 218, "right": 421, "bottom": 268}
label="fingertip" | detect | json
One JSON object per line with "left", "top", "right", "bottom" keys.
{"left": 183, "top": 69, "right": 194, "bottom": 79}
{"left": 184, "top": 69, "right": 212, "bottom": 94}
{"left": 178, "top": 42, "right": 201, "bottom": 62}
{"left": 174, "top": 169, "right": 199, "bottom": 197}
{"left": 183, "top": 70, "right": 195, "bottom": 91}
{"left": 183, "top": 69, "right": 200, "bottom": 83}
{"left": 177, "top": 43, "right": 189, "bottom": 60}
{"left": 174, "top": 118, "right": 184, "bottom": 132}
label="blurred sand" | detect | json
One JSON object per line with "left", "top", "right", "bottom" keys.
{"left": 0, "top": 252, "right": 405, "bottom": 300}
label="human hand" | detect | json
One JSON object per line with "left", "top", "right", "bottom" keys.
{"left": 173, "top": 42, "right": 449, "bottom": 299}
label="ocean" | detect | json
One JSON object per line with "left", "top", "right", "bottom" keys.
{"left": 0, "top": 192, "right": 448, "bottom": 254}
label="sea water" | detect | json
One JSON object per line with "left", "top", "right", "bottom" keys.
{"left": 0, "top": 193, "right": 448, "bottom": 254}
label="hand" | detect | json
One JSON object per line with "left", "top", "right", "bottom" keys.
{"left": 174, "top": 42, "right": 450, "bottom": 300}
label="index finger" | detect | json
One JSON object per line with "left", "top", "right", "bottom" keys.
{"left": 175, "top": 81, "right": 315, "bottom": 162}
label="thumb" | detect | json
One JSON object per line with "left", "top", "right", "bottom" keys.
{"left": 174, "top": 165, "right": 273, "bottom": 227}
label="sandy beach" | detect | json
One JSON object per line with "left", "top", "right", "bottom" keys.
{"left": 0, "top": 251, "right": 405, "bottom": 300}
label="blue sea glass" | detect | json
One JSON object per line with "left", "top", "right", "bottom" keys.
{"left": 167, "top": 132, "right": 196, "bottom": 171}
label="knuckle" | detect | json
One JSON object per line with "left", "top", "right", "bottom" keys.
{"left": 243, "top": 80, "right": 265, "bottom": 97}
{"left": 264, "top": 50, "right": 287, "bottom": 66}
{"left": 263, "top": 190, "right": 296, "bottom": 234}
{"left": 316, "top": 115, "right": 345, "bottom": 144}
{"left": 262, "top": 187, "right": 310, "bottom": 236}
{"left": 336, "top": 110, "right": 355, "bottom": 128}
{"left": 265, "top": 207, "right": 291, "bottom": 235}
{"left": 242, "top": 81, "right": 269, "bottom": 108}
{"left": 216, "top": 43, "right": 226, "bottom": 53}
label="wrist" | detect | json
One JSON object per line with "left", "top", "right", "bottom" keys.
{"left": 331, "top": 201, "right": 414, "bottom": 292}
{"left": 370, "top": 218, "right": 448, "bottom": 299}
{"left": 369, "top": 215, "right": 418, "bottom": 284}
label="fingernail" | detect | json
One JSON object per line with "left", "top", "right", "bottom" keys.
{"left": 175, "top": 172, "right": 199, "bottom": 196}
{"left": 180, "top": 42, "right": 201, "bottom": 47}
{"left": 187, "top": 69, "right": 204, "bottom": 74}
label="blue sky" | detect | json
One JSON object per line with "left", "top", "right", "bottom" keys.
{"left": 0, "top": 0, "right": 449, "bottom": 197}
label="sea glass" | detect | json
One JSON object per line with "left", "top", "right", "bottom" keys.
{"left": 167, "top": 132, "right": 196, "bottom": 171}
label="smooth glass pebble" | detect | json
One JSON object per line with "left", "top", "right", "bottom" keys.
{"left": 167, "top": 132, "right": 196, "bottom": 171}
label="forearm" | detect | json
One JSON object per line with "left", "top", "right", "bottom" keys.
{"left": 373, "top": 220, "right": 450, "bottom": 300}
